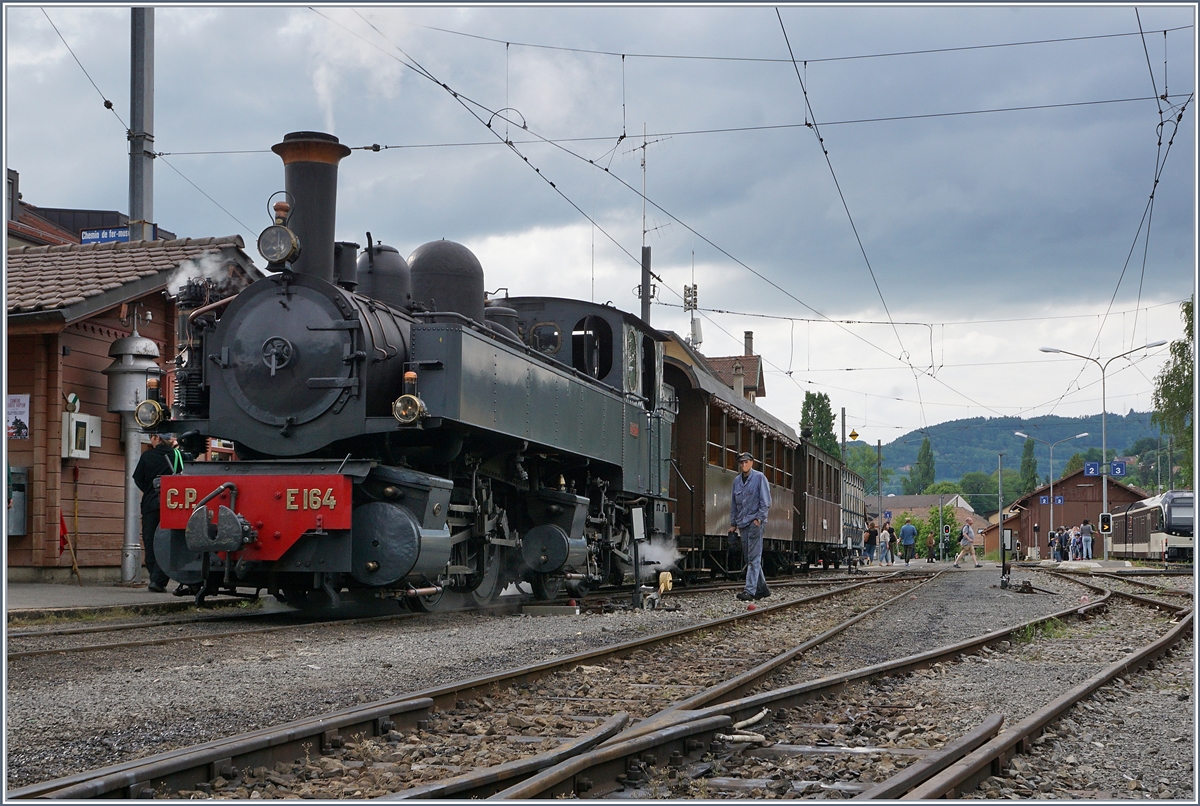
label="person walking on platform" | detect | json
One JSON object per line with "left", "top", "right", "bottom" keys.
{"left": 132, "top": 433, "right": 182, "bottom": 593}
{"left": 953, "top": 518, "right": 982, "bottom": 568}
{"left": 877, "top": 522, "right": 892, "bottom": 565}
{"left": 864, "top": 521, "right": 878, "bottom": 566}
{"left": 730, "top": 452, "right": 772, "bottom": 601}
{"left": 899, "top": 517, "right": 917, "bottom": 566}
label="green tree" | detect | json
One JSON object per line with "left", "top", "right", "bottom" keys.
{"left": 846, "top": 443, "right": 892, "bottom": 496}
{"left": 1062, "top": 453, "right": 1085, "bottom": 477}
{"left": 924, "top": 480, "right": 962, "bottom": 495}
{"left": 1152, "top": 298, "right": 1194, "bottom": 489}
{"left": 914, "top": 504, "right": 959, "bottom": 560}
{"left": 959, "top": 471, "right": 993, "bottom": 502}
{"left": 1019, "top": 438, "right": 1038, "bottom": 494}
{"left": 800, "top": 391, "right": 840, "bottom": 457}
{"left": 902, "top": 437, "right": 936, "bottom": 495}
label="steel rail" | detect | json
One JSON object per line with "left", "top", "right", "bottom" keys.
{"left": 489, "top": 715, "right": 736, "bottom": 799}
{"left": 378, "top": 713, "right": 629, "bottom": 800}
{"left": 1093, "top": 571, "right": 1193, "bottom": 597}
{"left": 7, "top": 607, "right": 289, "bottom": 638}
{"left": 9, "top": 575, "right": 891, "bottom": 799}
{"left": 852, "top": 714, "right": 1005, "bottom": 800}
{"left": 6, "top": 610, "right": 426, "bottom": 659}
{"left": 903, "top": 610, "right": 1193, "bottom": 799}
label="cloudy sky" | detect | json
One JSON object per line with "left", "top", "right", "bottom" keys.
{"left": 5, "top": 3, "right": 1195, "bottom": 448}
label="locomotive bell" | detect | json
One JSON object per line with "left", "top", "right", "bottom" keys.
{"left": 103, "top": 332, "right": 162, "bottom": 413}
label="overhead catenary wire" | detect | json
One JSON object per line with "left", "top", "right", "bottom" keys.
{"left": 41, "top": 8, "right": 128, "bottom": 131}
{"left": 38, "top": 8, "right": 258, "bottom": 244}
{"left": 411, "top": 19, "right": 1193, "bottom": 65}
{"left": 146, "top": 93, "right": 1193, "bottom": 157}
{"left": 323, "top": 6, "right": 1172, "bottom": 433}
{"left": 776, "top": 8, "right": 926, "bottom": 429}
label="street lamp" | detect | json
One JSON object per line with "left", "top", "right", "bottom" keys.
{"left": 1039, "top": 341, "right": 1168, "bottom": 559}
{"left": 1015, "top": 430, "right": 1088, "bottom": 559}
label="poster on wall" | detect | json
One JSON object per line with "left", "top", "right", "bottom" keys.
{"left": 7, "top": 394, "right": 30, "bottom": 439}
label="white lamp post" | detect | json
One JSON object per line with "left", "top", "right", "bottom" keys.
{"left": 1039, "top": 341, "right": 1168, "bottom": 559}
{"left": 1015, "top": 431, "right": 1088, "bottom": 557}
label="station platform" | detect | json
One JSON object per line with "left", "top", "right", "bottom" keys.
{"left": 4, "top": 581, "right": 259, "bottom": 623}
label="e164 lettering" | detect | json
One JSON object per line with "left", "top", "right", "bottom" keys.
{"left": 286, "top": 488, "right": 338, "bottom": 510}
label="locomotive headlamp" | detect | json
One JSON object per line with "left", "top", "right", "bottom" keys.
{"left": 257, "top": 224, "right": 300, "bottom": 265}
{"left": 134, "top": 399, "right": 164, "bottom": 428}
{"left": 392, "top": 394, "right": 427, "bottom": 424}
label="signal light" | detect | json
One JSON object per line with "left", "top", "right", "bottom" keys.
{"left": 1099, "top": 512, "right": 1112, "bottom": 534}
{"left": 943, "top": 524, "right": 951, "bottom": 536}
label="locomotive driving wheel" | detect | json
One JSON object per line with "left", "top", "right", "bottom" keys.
{"left": 470, "top": 544, "right": 506, "bottom": 606}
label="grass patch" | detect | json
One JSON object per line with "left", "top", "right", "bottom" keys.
{"left": 1011, "top": 617, "right": 1069, "bottom": 644}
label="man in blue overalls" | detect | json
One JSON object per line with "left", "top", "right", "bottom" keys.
{"left": 730, "top": 451, "right": 772, "bottom": 601}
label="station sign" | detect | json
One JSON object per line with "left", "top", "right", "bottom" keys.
{"left": 1083, "top": 462, "right": 1100, "bottom": 477}
{"left": 1054, "top": 495, "right": 1064, "bottom": 505}
{"left": 1039, "top": 495, "right": 1049, "bottom": 505}
{"left": 81, "top": 224, "right": 157, "bottom": 244}
{"left": 884, "top": 510, "right": 892, "bottom": 520}
{"left": 1110, "top": 461, "right": 1127, "bottom": 477}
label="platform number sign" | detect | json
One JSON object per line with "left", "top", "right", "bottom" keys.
{"left": 1039, "top": 495, "right": 1049, "bottom": 505}
{"left": 1054, "top": 496, "right": 1064, "bottom": 505}
{"left": 1083, "top": 462, "right": 1100, "bottom": 477}
{"left": 1110, "top": 461, "right": 1127, "bottom": 477}
{"left": 884, "top": 510, "right": 892, "bottom": 520}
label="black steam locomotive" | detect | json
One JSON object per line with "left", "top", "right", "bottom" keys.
{"left": 156, "top": 131, "right": 674, "bottom": 607}
{"left": 153, "top": 131, "right": 857, "bottom": 608}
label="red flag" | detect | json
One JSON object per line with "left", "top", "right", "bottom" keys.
{"left": 59, "top": 512, "right": 69, "bottom": 557}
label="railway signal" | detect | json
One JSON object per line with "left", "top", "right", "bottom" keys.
{"left": 1099, "top": 512, "right": 1112, "bottom": 534}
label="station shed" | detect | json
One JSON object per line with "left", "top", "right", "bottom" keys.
{"left": 978, "top": 469, "right": 1149, "bottom": 559}
{"left": 6, "top": 235, "right": 259, "bottom": 582}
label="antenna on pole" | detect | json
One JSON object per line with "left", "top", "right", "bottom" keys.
{"left": 627, "top": 125, "right": 671, "bottom": 324}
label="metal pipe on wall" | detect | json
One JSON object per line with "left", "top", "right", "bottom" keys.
{"left": 121, "top": 412, "right": 142, "bottom": 582}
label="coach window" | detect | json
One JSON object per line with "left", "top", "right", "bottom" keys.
{"left": 530, "top": 322, "right": 561, "bottom": 354}
{"left": 707, "top": 406, "right": 723, "bottom": 466}
{"left": 571, "top": 315, "right": 613, "bottom": 380}
{"left": 764, "top": 438, "right": 776, "bottom": 484}
{"left": 725, "top": 415, "right": 738, "bottom": 469}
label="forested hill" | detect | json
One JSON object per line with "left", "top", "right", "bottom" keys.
{"left": 850, "top": 411, "right": 1161, "bottom": 483}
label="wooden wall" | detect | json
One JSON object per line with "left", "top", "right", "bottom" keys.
{"left": 7, "top": 292, "right": 176, "bottom": 577}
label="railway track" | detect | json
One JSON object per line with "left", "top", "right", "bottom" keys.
{"left": 15, "top": 569, "right": 1185, "bottom": 800}
{"left": 8, "top": 573, "right": 914, "bottom": 798}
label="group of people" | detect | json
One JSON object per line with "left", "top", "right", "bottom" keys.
{"left": 1048, "top": 520, "right": 1094, "bottom": 562}
{"left": 861, "top": 516, "right": 983, "bottom": 568}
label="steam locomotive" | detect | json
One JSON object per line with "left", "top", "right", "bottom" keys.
{"left": 150, "top": 131, "right": 857, "bottom": 608}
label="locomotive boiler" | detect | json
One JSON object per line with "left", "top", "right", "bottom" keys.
{"left": 153, "top": 131, "right": 675, "bottom": 607}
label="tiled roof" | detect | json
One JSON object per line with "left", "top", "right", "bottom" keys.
{"left": 6, "top": 236, "right": 248, "bottom": 315}
{"left": 706, "top": 354, "right": 766, "bottom": 397}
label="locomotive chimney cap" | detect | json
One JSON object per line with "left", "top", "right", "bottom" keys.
{"left": 271, "top": 131, "right": 351, "bottom": 165}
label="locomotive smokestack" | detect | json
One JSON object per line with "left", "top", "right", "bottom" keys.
{"left": 271, "top": 132, "right": 351, "bottom": 284}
